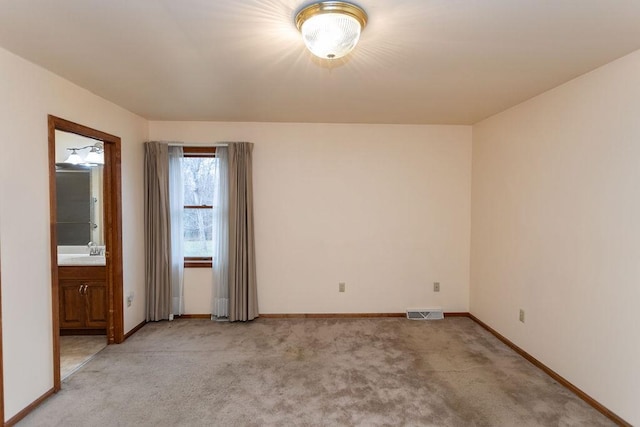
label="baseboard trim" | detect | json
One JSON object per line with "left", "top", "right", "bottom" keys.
{"left": 259, "top": 313, "right": 406, "bottom": 319}
{"left": 259, "top": 312, "right": 467, "bottom": 319}
{"left": 123, "top": 319, "right": 147, "bottom": 341}
{"left": 468, "top": 313, "right": 630, "bottom": 427}
{"left": 175, "top": 314, "right": 211, "bottom": 319}
{"left": 4, "top": 388, "right": 55, "bottom": 427}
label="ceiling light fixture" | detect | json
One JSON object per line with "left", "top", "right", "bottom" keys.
{"left": 295, "top": 1, "right": 367, "bottom": 60}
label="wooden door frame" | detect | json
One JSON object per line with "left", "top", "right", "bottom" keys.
{"left": 1, "top": 240, "right": 4, "bottom": 423}
{"left": 48, "top": 116, "right": 124, "bottom": 391}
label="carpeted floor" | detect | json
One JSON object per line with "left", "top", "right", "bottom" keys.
{"left": 19, "top": 317, "right": 613, "bottom": 426}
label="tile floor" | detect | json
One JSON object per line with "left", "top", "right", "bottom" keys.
{"left": 60, "top": 335, "right": 107, "bottom": 379}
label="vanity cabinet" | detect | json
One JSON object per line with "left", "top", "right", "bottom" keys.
{"left": 59, "top": 266, "right": 107, "bottom": 333}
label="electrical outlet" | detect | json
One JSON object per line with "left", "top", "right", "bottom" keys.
{"left": 519, "top": 309, "right": 525, "bottom": 323}
{"left": 339, "top": 282, "right": 345, "bottom": 292}
{"left": 433, "top": 282, "right": 440, "bottom": 292}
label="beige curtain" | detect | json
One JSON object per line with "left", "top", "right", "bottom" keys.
{"left": 144, "top": 141, "right": 171, "bottom": 321}
{"left": 228, "top": 142, "right": 259, "bottom": 321}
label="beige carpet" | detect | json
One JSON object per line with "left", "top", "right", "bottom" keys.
{"left": 60, "top": 335, "right": 107, "bottom": 380}
{"left": 20, "top": 318, "right": 613, "bottom": 426}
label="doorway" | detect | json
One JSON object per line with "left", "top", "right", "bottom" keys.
{"left": 48, "top": 116, "right": 124, "bottom": 390}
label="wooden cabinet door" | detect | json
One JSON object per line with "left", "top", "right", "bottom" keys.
{"left": 85, "top": 282, "right": 107, "bottom": 328}
{"left": 60, "top": 280, "right": 85, "bottom": 328}
{"left": 59, "top": 266, "right": 107, "bottom": 332}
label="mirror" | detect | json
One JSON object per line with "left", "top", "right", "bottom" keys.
{"left": 54, "top": 130, "right": 104, "bottom": 247}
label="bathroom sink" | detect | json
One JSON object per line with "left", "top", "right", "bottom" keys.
{"left": 58, "top": 254, "right": 106, "bottom": 266}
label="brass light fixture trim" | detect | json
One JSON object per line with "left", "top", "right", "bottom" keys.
{"left": 295, "top": 1, "right": 368, "bottom": 32}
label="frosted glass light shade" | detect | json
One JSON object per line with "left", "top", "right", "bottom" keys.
{"left": 301, "top": 13, "right": 361, "bottom": 59}
{"left": 296, "top": 2, "right": 367, "bottom": 60}
{"left": 64, "top": 149, "right": 83, "bottom": 165}
{"left": 85, "top": 147, "right": 104, "bottom": 164}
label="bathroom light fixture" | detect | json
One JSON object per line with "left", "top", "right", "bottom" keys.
{"left": 64, "top": 142, "right": 104, "bottom": 165}
{"left": 84, "top": 145, "right": 104, "bottom": 165}
{"left": 295, "top": 1, "right": 367, "bottom": 60}
{"left": 64, "top": 148, "right": 84, "bottom": 165}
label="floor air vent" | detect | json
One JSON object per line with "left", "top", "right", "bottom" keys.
{"left": 406, "top": 308, "right": 444, "bottom": 320}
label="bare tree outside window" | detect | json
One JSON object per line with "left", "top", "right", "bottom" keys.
{"left": 182, "top": 151, "right": 217, "bottom": 261}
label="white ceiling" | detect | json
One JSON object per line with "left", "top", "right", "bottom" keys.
{"left": 1, "top": 0, "right": 640, "bottom": 125}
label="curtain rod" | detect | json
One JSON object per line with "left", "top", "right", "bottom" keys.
{"left": 167, "top": 142, "right": 228, "bottom": 147}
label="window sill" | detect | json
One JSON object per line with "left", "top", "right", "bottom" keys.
{"left": 184, "top": 260, "right": 212, "bottom": 268}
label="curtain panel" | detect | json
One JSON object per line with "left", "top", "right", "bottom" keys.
{"left": 144, "top": 142, "right": 171, "bottom": 321}
{"left": 144, "top": 141, "right": 184, "bottom": 321}
{"left": 212, "top": 146, "right": 229, "bottom": 319}
{"left": 228, "top": 142, "right": 259, "bottom": 321}
{"left": 168, "top": 146, "right": 185, "bottom": 317}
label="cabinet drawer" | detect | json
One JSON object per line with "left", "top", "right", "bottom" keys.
{"left": 59, "top": 266, "right": 106, "bottom": 280}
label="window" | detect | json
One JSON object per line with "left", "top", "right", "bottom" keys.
{"left": 182, "top": 147, "right": 217, "bottom": 267}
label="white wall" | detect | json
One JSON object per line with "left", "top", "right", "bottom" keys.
{"left": 150, "top": 121, "right": 472, "bottom": 314}
{"left": 0, "top": 46, "right": 147, "bottom": 420}
{"left": 471, "top": 50, "right": 640, "bottom": 425}
{"left": 183, "top": 268, "right": 214, "bottom": 314}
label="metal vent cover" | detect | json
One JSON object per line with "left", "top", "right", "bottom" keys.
{"left": 406, "top": 308, "right": 444, "bottom": 320}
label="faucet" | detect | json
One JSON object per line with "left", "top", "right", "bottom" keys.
{"left": 88, "top": 242, "right": 103, "bottom": 256}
